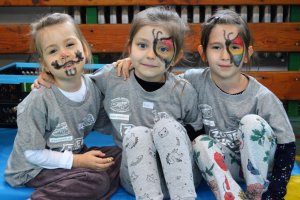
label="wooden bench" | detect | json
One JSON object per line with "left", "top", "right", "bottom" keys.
{"left": 0, "top": 0, "right": 299, "bottom": 105}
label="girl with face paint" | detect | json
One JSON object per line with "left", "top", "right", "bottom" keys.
{"left": 183, "top": 9, "right": 295, "bottom": 200}
{"left": 91, "top": 7, "right": 203, "bottom": 200}
{"left": 115, "top": 8, "right": 295, "bottom": 200}
{"left": 5, "top": 13, "right": 122, "bottom": 200}
{"left": 32, "top": 7, "right": 202, "bottom": 200}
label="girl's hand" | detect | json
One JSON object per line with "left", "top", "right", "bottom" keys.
{"left": 31, "top": 72, "right": 54, "bottom": 89}
{"left": 112, "top": 57, "right": 133, "bottom": 80}
{"left": 73, "top": 150, "right": 115, "bottom": 171}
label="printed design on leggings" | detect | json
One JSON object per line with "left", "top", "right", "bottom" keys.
{"left": 214, "top": 152, "right": 228, "bottom": 171}
{"left": 199, "top": 104, "right": 240, "bottom": 153}
{"left": 139, "top": 193, "right": 152, "bottom": 200}
{"left": 208, "top": 179, "right": 221, "bottom": 199}
{"left": 245, "top": 183, "right": 266, "bottom": 200}
{"left": 223, "top": 176, "right": 235, "bottom": 200}
{"left": 124, "top": 132, "right": 139, "bottom": 149}
{"left": 166, "top": 148, "right": 183, "bottom": 164}
{"left": 247, "top": 159, "right": 260, "bottom": 175}
{"left": 130, "top": 155, "right": 143, "bottom": 167}
{"left": 157, "top": 127, "right": 169, "bottom": 138}
{"left": 148, "top": 146, "right": 157, "bottom": 158}
{"left": 222, "top": 176, "right": 247, "bottom": 200}
{"left": 146, "top": 174, "right": 158, "bottom": 183}
{"left": 130, "top": 171, "right": 138, "bottom": 182}
{"left": 240, "top": 117, "right": 276, "bottom": 151}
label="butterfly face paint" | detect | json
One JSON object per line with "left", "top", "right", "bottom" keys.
{"left": 223, "top": 31, "right": 245, "bottom": 67}
{"left": 51, "top": 50, "right": 84, "bottom": 76}
{"left": 152, "top": 29, "right": 176, "bottom": 69}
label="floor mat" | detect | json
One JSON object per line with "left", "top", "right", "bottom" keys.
{"left": 1, "top": 128, "right": 299, "bottom": 199}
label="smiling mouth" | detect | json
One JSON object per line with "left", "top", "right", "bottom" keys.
{"left": 218, "top": 64, "right": 232, "bottom": 68}
{"left": 141, "top": 63, "right": 157, "bottom": 68}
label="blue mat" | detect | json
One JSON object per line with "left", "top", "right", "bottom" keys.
{"left": 1, "top": 128, "right": 299, "bottom": 199}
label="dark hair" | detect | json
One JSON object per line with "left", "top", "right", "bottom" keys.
{"left": 201, "top": 9, "right": 252, "bottom": 55}
{"left": 126, "top": 6, "right": 189, "bottom": 65}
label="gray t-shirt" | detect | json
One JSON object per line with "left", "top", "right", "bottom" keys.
{"left": 91, "top": 64, "right": 201, "bottom": 148}
{"left": 5, "top": 75, "right": 102, "bottom": 187}
{"left": 183, "top": 67, "right": 295, "bottom": 152}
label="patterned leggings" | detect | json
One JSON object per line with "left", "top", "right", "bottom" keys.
{"left": 121, "top": 118, "right": 201, "bottom": 200}
{"left": 193, "top": 114, "right": 276, "bottom": 200}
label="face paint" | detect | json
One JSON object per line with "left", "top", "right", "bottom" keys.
{"left": 152, "top": 29, "right": 176, "bottom": 69}
{"left": 223, "top": 31, "right": 245, "bottom": 67}
{"left": 51, "top": 50, "right": 84, "bottom": 76}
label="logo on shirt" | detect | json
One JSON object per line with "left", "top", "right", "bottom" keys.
{"left": 110, "top": 97, "right": 130, "bottom": 112}
{"left": 52, "top": 122, "right": 70, "bottom": 137}
{"left": 78, "top": 114, "right": 95, "bottom": 130}
{"left": 120, "top": 123, "right": 135, "bottom": 136}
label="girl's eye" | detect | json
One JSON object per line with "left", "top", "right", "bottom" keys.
{"left": 159, "top": 47, "right": 168, "bottom": 53}
{"left": 48, "top": 49, "right": 57, "bottom": 55}
{"left": 230, "top": 45, "right": 241, "bottom": 50}
{"left": 211, "top": 45, "right": 221, "bottom": 50}
{"left": 66, "top": 43, "right": 75, "bottom": 47}
{"left": 137, "top": 43, "right": 147, "bottom": 49}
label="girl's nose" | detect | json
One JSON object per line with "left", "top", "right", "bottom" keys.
{"left": 146, "top": 49, "right": 156, "bottom": 59}
{"left": 221, "top": 49, "right": 231, "bottom": 60}
{"left": 60, "top": 49, "right": 70, "bottom": 60}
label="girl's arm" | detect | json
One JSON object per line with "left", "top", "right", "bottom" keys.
{"left": 25, "top": 149, "right": 115, "bottom": 171}
{"left": 262, "top": 142, "right": 296, "bottom": 199}
{"left": 24, "top": 149, "right": 73, "bottom": 169}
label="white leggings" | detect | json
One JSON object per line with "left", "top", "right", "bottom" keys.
{"left": 120, "top": 118, "right": 201, "bottom": 200}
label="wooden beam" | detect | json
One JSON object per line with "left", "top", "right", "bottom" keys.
{"left": 246, "top": 71, "right": 300, "bottom": 100}
{"left": 0, "top": 23, "right": 300, "bottom": 54}
{"left": 0, "top": 0, "right": 299, "bottom": 6}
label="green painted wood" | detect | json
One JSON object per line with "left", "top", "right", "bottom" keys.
{"left": 288, "top": 6, "right": 300, "bottom": 117}
{"left": 86, "top": 7, "right": 99, "bottom": 63}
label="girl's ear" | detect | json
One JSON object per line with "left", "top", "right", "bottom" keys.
{"left": 39, "top": 58, "right": 49, "bottom": 73}
{"left": 244, "top": 46, "right": 253, "bottom": 63}
{"left": 83, "top": 44, "right": 91, "bottom": 62}
{"left": 127, "top": 45, "right": 131, "bottom": 55}
{"left": 197, "top": 45, "right": 206, "bottom": 62}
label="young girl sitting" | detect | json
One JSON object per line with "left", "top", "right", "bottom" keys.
{"left": 184, "top": 9, "right": 296, "bottom": 200}
{"left": 33, "top": 7, "right": 203, "bottom": 200}
{"left": 5, "top": 13, "right": 121, "bottom": 200}
{"left": 114, "top": 8, "right": 296, "bottom": 200}
{"left": 91, "top": 7, "right": 202, "bottom": 200}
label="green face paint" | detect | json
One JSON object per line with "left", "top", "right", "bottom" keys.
{"left": 224, "top": 31, "right": 245, "bottom": 67}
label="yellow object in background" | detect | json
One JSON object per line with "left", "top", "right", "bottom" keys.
{"left": 285, "top": 176, "right": 300, "bottom": 200}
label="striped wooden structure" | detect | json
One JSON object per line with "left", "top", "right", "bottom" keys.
{"left": 0, "top": 0, "right": 299, "bottom": 103}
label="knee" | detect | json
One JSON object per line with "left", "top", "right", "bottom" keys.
{"left": 122, "top": 126, "right": 153, "bottom": 150}
{"left": 153, "top": 118, "right": 185, "bottom": 139}
{"left": 240, "top": 114, "right": 273, "bottom": 134}
{"left": 240, "top": 114, "right": 262, "bottom": 125}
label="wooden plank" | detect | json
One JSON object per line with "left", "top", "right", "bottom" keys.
{"left": 0, "top": 23, "right": 299, "bottom": 54}
{"left": 0, "top": 0, "right": 299, "bottom": 6}
{"left": 246, "top": 71, "right": 300, "bottom": 100}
